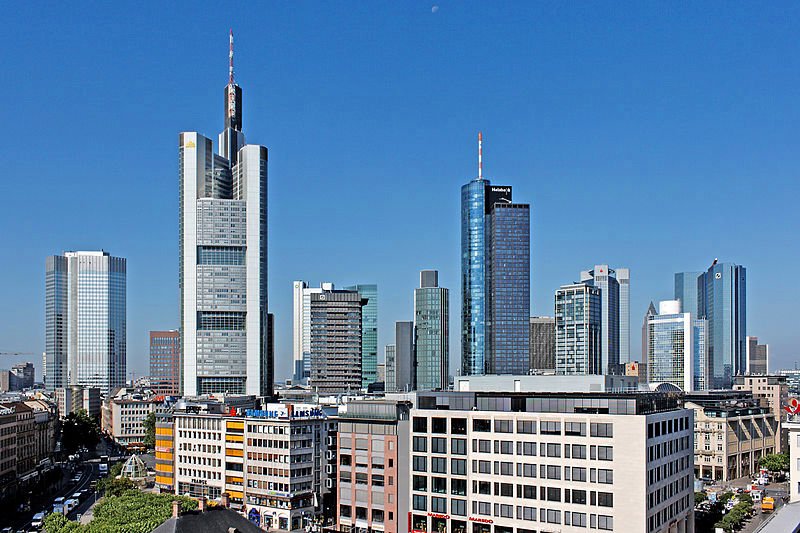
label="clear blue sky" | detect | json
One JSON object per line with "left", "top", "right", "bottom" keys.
{"left": 1, "top": 2, "right": 798, "bottom": 381}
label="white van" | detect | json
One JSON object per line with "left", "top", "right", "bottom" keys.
{"left": 31, "top": 512, "right": 46, "bottom": 528}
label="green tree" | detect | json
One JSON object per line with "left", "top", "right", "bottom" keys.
{"left": 695, "top": 491, "right": 707, "bottom": 505}
{"left": 759, "top": 453, "right": 790, "bottom": 472}
{"left": 143, "top": 412, "right": 156, "bottom": 449}
{"left": 44, "top": 512, "right": 81, "bottom": 532}
{"left": 60, "top": 410, "right": 100, "bottom": 454}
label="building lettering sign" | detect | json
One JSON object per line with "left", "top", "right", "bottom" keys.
{"left": 246, "top": 408, "right": 288, "bottom": 419}
{"left": 191, "top": 479, "right": 208, "bottom": 485}
{"left": 784, "top": 398, "right": 800, "bottom": 415}
{"left": 468, "top": 517, "right": 493, "bottom": 524}
{"left": 427, "top": 513, "right": 450, "bottom": 520}
{"left": 245, "top": 405, "right": 325, "bottom": 420}
{"left": 490, "top": 187, "right": 511, "bottom": 193}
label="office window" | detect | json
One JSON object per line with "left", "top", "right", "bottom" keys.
{"left": 498, "top": 504, "right": 513, "bottom": 518}
{"left": 598, "top": 515, "right": 613, "bottom": 530}
{"left": 519, "top": 463, "right": 537, "bottom": 478}
{"left": 545, "top": 509, "right": 561, "bottom": 524}
{"left": 546, "top": 465, "right": 561, "bottom": 480}
{"left": 565, "top": 422, "right": 586, "bottom": 436}
{"left": 413, "top": 456, "right": 427, "bottom": 472}
{"left": 413, "top": 475, "right": 427, "bottom": 492}
{"left": 519, "top": 442, "right": 537, "bottom": 456}
{"left": 598, "top": 492, "right": 613, "bottom": 507}
{"left": 572, "top": 467, "right": 587, "bottom": 482}
{"left": 340, "top": 505, "right": 351, "bottom": 518}
{"left": 432, "top": 418, "right": 447, "bottom": 434}
{"left": 518, "top": 484, "right": 536, "bottom": 499}
{"left": 452, "top": 418, "right": 467, "bottom": 435}
{"left": 432, "top": 457, "right": 447, "bottom": 474}
{"left": 413, "top": 417, "right": 428, "bottom": 432}
{"left": 546, "top": 443, "right": 561, "bottom": 457}
{"left": 372, "top": 509, "right": 384, "bottom": 523}
{"left": 598, "top": 469, "right": 613, "bottom": 484}
{"left": 432, "top": 497, "right": 447, "bottom": 513}
{"left": 452, "top": 478, "right": 467, "bottom": 496}
{"left": 518, "top": 420, "right": 536, "bottom": 434}
{"left": 432, "top": 437, "right": 447, "bottom": 454}
{"left": 413, "top": 436, "right": 427, "bottom": 452}
{"left": 518, "top": 506, "right": 537, "bottom": 521}
{"left": 541, "top": 421, "right": 561, "bottom": 435}
{"left": 590, "top": 423, "right": 613, "bottom": 438}
{"left": 451, "top": 499, "right": 466, "bottom": 516}
{"left": 495, "top": 420, "right": 513, "bottom": 433}
{"left": 477, "top": 502, "right": 491, "bottom": 516}
{"left": 597, "top": 446, "right": 613, "bottom": 461}
{"left": 451, "top": 458, "right": 467, "bottom": 476}
{"left": 473, "top": 419, "right": 491, "bottom": 432}
{"left": 476, "top": 481, "right": 491, "bottom": 495}
{"left": 572, "top": 444, "right": 587, "bottom": 459}
{"left": 432, "top": 477, "right": 447, "bottom": 494}
{"left": 571, "top": 512, "right": 587, "bottom": 527}
{"left": 452, "top": 438, "right": 467, "bottom": 455}
{"left": 413, "top": 495, "right": 426, "bottom": 511}
{"left": 478, "top": 461, "right": 491, "bottom": 474}
{"left": 571, "top": 489, "right": 587, "bottom": 504}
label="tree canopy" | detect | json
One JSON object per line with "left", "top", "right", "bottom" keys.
{"left": 60, "top": 410, "right": 100, "bottom": 454}
{"left": 759, "top": 453, "right": 789, "bottom": 472}
{"left": 143, "top": 412, "right": 156, "bottom": 449}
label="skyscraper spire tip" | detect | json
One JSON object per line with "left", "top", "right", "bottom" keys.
{"left": 229, "top": 29, "right": 235, "bottom": 84}
{"left": 478, "top": 131, "right": 483, "bottom": 179}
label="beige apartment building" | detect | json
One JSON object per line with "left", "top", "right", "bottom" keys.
{"left": 687, "top": 392, "right": 778, "bottom": 481}
{"left": 734, "top": 375, "right": 789, "bottom": 452}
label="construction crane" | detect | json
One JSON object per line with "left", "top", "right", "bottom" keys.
{"left": 0, "top": 352, "right": 36, "bottom": 357}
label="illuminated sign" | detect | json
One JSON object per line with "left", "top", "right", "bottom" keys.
{"left": 185, "top": 140, "right": 196, "bottom": 148}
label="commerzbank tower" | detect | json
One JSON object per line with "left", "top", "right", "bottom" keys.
{"left": 179, "top": 31, "right": 272, "bottom": 397}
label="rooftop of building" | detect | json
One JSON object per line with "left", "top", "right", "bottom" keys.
{"left": 151, "top": 506, "right": 263, "bottom": 533}
{"left": 734, "top": 375, "right": 787, "bottom": 385}
{"left": 685, "top": 391, "right": 772, "bottom": 417}
{"left": 753, "top": 500, "right": 800, "bottom": 533}
{"left": 453, "top": 374, "right": 639, "bottom": 393}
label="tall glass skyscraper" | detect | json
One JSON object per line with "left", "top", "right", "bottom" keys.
{"left": 413, "top": 270, "right": 449, "bottom": 390}
{"left": 180, "top": 33, "right": 271, "bottom": 397}
{"left": 461, "top": 134, "right": 530, "bottom": 376}
{"left": 45, "top": 251, "right": 126, "bottom": 394}
{"left": 674, "top": 272, "right": 702, "bottom": 316}
{"left": 580, "top": 265, "right": 628, "bottom": 374}
{"left": 645, "top": 300, "right": 707, "bottom": 391}
{"left": 698, "top": 262, "right": 746, "bottom": 389}
{"left": 344, "top": 284, "right": 378, "bottom": 387}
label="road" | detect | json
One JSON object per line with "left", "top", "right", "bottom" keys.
{"left": 12, "top": 462, "right": 100, "bottom": 532}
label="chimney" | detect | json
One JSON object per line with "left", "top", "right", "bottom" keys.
{"left": 198, "top": 496, "right": 206, "bottom": 512}
{"left": 172, "top": 500, "right": 180, "bottom": 518}
{"left": 221, "top": 492, "right": 230, "bottom": 508}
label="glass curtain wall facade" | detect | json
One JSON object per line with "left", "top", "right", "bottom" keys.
{"left": 413, "top": 271, "right": 449, "bottom": 391}
{"left": 461, "top": 179, "right": 487, "bottom": 376}
{"left": 384, "top": 344, "right": 397, "bottom": 392}
{"left": 486, "top": 203, "right": 530, "bottom": 374}
{"left": 580, "top": 265, "right": 623, "bottom": 374}
{"left": 45, "top": 255, "right": 68, "bottom": 390}
{"left": 674, "top": 272, "right": 702, "bottom": 317}
{"left": 344, "top": 284, "right": 378, "bottom": 387}
{"left": 555, "top": 283, "right": 601, "bottom": 375}
{"left": 697, "top": 263, "right": 746, "bottom": 389}
{"left": 46, "top": 251, "right": 126, "bottom": 394}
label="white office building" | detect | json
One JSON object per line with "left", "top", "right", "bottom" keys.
{"left": 406, "top": 391, "right": 695, "bottom": 533}
{"left": 180, "top": 34, "right": 270, "bottom": 397}
{"left": 645, "top": 300, "right": 708, "bottom": 391}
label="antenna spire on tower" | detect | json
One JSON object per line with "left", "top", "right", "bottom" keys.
{"left": 229, "top": 29, "right": 235, "bottom": 84}
{"left": 478, "top": 131, "right": 483, "bottom": 179}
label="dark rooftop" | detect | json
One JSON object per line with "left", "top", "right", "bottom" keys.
{"left": 151, "top": 507, "right": 263, "bottom": 533}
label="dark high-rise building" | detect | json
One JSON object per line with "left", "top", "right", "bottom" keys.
{"left": 344, "top": 284, "right": 378, "bottom": 387}
{"left": 529, "top": 317, "right": 555, "bottom": 373}
{"left": 676, "top": 262, "right": 746, "bottom": 389}
{"left": 413, "top": 271, "right": 449, "bottom": 390}
{"left": 150, "top": 330, "right": 180, "bottom": 396}
{"left": 461, "top": 133, "right": 530, "bottom": 376}
{"left": 394, "top": 321, "right": 414, "bottom": 392}
{"left": 309, "top": 288, "right": 365, "bottom": 393}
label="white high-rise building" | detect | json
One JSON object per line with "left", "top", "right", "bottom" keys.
{"left": 645, "top": 300, "right": 708, "bottom": 391}
{"left": 292, "top": 281, "right": 332, "bottom": 382}
{"left": 45, "top": 251, "right": 126, "bottom": 393}
{"left": 180, "top": 32, "right": 271, "bottom": 397}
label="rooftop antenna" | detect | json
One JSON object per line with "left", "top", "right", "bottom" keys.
{"left": 478, "top": 131, "right": 483, "bottom": 179}
{"left": 229, "top": 29, "right": 235, "bottom": 84}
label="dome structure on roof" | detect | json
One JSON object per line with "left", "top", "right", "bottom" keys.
{"left": 120, "top": 454, "right": 148, "bottom": 479}
{"left": 650, "top": 382, "right": 683, "bottom": 393}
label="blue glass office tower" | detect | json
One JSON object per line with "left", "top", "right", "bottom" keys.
{"left": 345, "top": 284, "right": 378, "bottom": 387}
{"left": 698, "top": 263, "right": 746, "bottom": 389}
{"left": 461, "top": 134, "right": 530, "bottom": 375}
{"left": 674, "top": 272, "right": 702, "bottom": 316}
{"left": 414, "top": 270, "right": 449, "bottom": 390}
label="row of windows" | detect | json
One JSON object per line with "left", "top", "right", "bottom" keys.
{"left": 412, "top": 416, "right": 613, "bottom": 438}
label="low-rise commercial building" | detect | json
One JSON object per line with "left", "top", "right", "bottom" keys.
{"left": 159, "top": 402, "right": 334, "bottom": 532}
{"left": 733, "top": 375, "right": 789, "bottom": 452}
{"left": 687, "top": 392, "right": 778, "bottom": 481}
{"left": 101, "top": 388, "right": 158, "bottom": 447}
{"left": 55, "top": 386, "right": 101, "bottom": 419}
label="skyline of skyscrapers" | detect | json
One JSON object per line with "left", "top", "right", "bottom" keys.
{"left": 45, "top": 250, "right": 126, "bottom": 394}
{"left": 179, "top": 33, "right": 271, "bottom": 397}
{"left": 645, "top": 299, "right": 707, "bottom": 391}
{"left": 461, "top": 133, "right": 531, "bottom": 377}
{"left": 413, "top": 270, "right": 449, "bottom": 390}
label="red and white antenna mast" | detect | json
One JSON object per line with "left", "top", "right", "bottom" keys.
{"left": 229, "top": 29, "right": 235, "bottom": 84}
{"left": 478, "top": 131, "right": 483, "bottom": 179}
